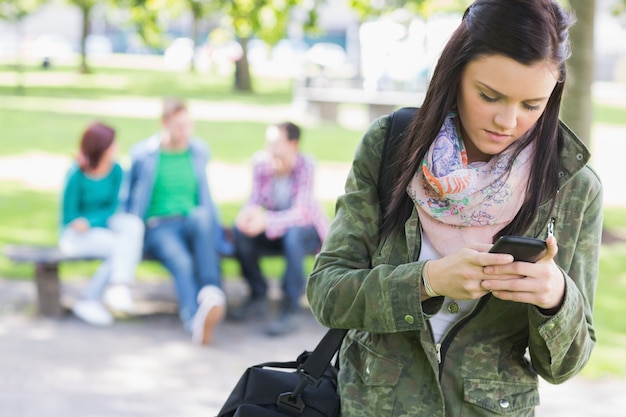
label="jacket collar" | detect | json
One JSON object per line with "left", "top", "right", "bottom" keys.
{"left": 557, "top": 121, "right": 591, "bottom": 188}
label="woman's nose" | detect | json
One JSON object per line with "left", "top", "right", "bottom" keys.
{"left": 494, "top": 106, "right": 517, "bottom": 131}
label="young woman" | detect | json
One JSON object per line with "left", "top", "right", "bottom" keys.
{"left": 59, "top": 122, "right": 144, "bottom": 326}
{"left": 306, "top": 1, "right": 603, "bottom": 416}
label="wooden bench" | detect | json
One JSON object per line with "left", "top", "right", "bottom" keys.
{"left": 3, "top": 244, "right": 312, "bottom": 318}
{"left": 3, "top": 244, "right": 102, "bottom": 317}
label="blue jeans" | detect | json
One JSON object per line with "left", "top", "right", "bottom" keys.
{"left": 143, "top": 207, "right": 222, "bottom": 331}
{"left": 233, "top": 226, "right": 321, "bottom": 312}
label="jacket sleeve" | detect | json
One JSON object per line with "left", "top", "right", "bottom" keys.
{"left": 60, "top": 167, "right": 80, "bottom": 228}
{"left": 307, "top": 117, "right": 429, "bottom": 334}
{"left": 527, "top": 167, "right": 603, "bottom": 384}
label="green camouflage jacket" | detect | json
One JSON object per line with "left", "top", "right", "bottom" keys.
{"left": 307, "top": 115, "right": 603, "bottom": 417}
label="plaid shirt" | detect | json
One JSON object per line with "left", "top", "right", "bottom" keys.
{"left": 245, "top": 152, "right": 329, "bottom": 242}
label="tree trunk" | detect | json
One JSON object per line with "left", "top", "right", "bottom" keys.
{"left": 234, "top": 37, "right": 253, "bottom": 92}
{"left": 189, "top": 13, "right": 199, "bottom": 73}
{"left": 561, "top": 0, "right": 595, "bottom": 147}
{"left": 79, "top": 5, "right": 91, "bottom": 74}
{"left": 14, "top": 18, "right": 24, "bottom": 94}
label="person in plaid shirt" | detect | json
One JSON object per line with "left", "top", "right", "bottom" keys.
{"left": 231, "top": 121, "right": 329, "bottom": 336}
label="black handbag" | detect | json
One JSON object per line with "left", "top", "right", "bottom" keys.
{"left": 216, "top": 328, "right": 348, "bottom": 417}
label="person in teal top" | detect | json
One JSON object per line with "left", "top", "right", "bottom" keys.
{"left": 59, "top": 122, "right": 144, "bottom": 326}
{"left": 61, "top": 162, "right": 123, "bottom": 229}
{"left": 121, "top": 98, "right": 230, "bottom": 345}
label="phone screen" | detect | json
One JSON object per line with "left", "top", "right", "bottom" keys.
{"left": 489, "top": 236, "right": 547, "bottom": 263}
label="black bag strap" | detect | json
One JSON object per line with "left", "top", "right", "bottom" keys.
{"left": 299, "top": 328, "right": 347, "bottom": 379}
{"left": 277, "top": 328, "right": 347, "bottom": 414}
{"left": 377, "top": 107, "right": 418, "bottom": 217}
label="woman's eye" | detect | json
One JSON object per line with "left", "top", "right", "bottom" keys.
{"left": 479, "top": 92, "right": 498, "bottom": 103}
{"left": 523, "top": 103, "right": 541, "bottom": 111}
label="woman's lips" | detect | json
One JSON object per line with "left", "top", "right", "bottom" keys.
{"left": 485, "top": 129, "right": 511, "bottom": 141}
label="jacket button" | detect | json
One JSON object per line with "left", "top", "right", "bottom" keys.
{"left": 447, "top": 302, "right": 460, "bottom": 314}
{"left": 404, "top": 315, "right": 415, "bottom": 324}
{"left": 499, "top": 399, "right": 510, "bottom": 409}
{"left": 576, "top": 153, "right": 584, "bottom": 160}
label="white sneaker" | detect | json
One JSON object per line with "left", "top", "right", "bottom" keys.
{"left": 103, "top": 285, "right": 135, "bottom": 314}
{"left": 191, "top": 286, "right": 226, "bottom": 345}
{"left": 72, "top": 299, "right": 114, "bottom": 326}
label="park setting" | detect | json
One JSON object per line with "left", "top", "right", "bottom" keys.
{"left": 1, "top": 0, "right": 626, "bottom": 416}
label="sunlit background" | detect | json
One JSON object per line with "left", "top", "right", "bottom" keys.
{"left": 0, "top": 0, "right": 625, "bottom": 416}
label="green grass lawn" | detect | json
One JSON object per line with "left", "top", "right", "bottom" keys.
{"left": 0, "top": 108, "right": 361, "bottom": 163}
{"left": 1, "top": 64, "right": 625, "bottom": 379}
{"left": 0, "top": 62, "right": 293, "bottom": 103}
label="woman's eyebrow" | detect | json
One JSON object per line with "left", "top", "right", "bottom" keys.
{"left": 477, "top": 81, "right": 549, "bottom": 102}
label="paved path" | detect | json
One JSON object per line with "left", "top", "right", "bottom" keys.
{"left": 1, "top": 278, "right": 625, "bottom": 417}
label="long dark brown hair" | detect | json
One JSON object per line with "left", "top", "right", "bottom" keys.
{"left": 78, "top": 122, "right": 115, "bottom": 171}
{"left": 380, "top": 0, "right": 575, "bottom": 240}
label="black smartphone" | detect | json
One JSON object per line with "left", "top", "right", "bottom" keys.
{"left": 489, "top": 236, "right": 547, "bottom": 263}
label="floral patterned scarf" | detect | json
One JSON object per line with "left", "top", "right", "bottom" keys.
{"left": 407, "top": 112, "right": 534, "bottom": 256}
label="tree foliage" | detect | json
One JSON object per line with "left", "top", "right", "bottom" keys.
{"left": 114, "top": 0, "right": 177, "bottom": 49}
{"left": 1, "top": 0, "right": 45, "bottom": 21}
{"left": 348, "top": 0, "right": 470, "bottom": 21}
{"left": 0, "top": 0, "right": 46, "bottom": 20}
{"left": 67, "top": 0, "right": 179, "bottom": 73}
{"left": 215, "top": 0, "right": 318, "bottom": 45}
{"left": 211, "top": 0, "right": 320, "bottom": 91}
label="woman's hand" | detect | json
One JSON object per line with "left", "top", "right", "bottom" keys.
{"left": 426, "top": 243, "right": 514, "bottom": 300}
{"left": 481, "top": 236, "right": 565, "bottom": 311}
{"left": 69, "top": 218, "right": 90, "bottom": 233}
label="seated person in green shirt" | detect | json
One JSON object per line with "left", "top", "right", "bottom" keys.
{"left": 59, "top": 122, "right": 144, "bottom": 326}
{"left": 121, "top": 98, "right": 230, "bottom": 345}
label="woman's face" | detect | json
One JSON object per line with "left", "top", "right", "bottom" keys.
{"left": 102, "top": 141, "right": 117, "bottom": 165}
{"left": 456, "top": 54, "right": 559, "bottom": 163}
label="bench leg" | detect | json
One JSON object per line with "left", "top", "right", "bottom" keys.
{"left": 35, "top": 262, "right": 63, "bottom": 318}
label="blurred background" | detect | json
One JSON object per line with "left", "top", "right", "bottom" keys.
{"left": 0, "top": 0, "right": 625, "bottom": 415}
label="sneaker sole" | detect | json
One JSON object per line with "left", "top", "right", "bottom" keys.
{"left": 72, "top": 305, "right": 114, "bottom": 326}
{"left": 201, "top": 304, "right": 226, "bottom": 345}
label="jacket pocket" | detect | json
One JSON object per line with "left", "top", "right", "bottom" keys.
{"left": 463, "top": 378, "right": 539, "bottom": 416}
{"left": 339, "top": 337, "right": 403, "bottom": 416}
